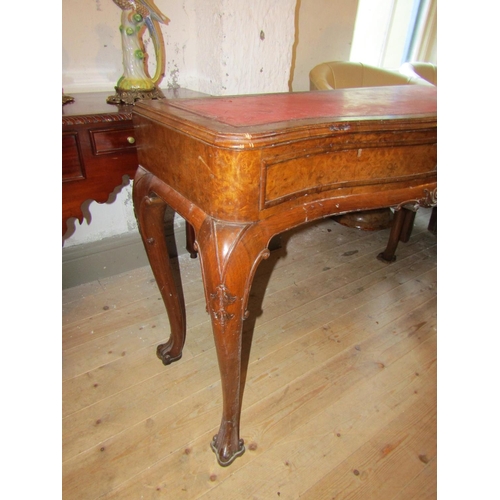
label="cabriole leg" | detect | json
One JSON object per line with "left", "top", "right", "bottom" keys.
{"left": 133, "top": 169, "right": 187, "bottom": 365}
{"left": 196, "top": 217, "right": 270, "bottom": 466}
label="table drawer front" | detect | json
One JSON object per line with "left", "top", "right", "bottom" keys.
{"left": 90, "top": 127, "right": 137, "bottom": 155}
{"left": 62, "top": 131, "right": 85, "bottom": 181}
{"left": 263, "top": 143, "right": 437, "bottom": 209}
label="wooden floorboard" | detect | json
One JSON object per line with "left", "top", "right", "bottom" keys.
{"left": 62, "top": 209, "right": 437, "bottom": 499}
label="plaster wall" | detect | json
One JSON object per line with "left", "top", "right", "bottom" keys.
{"left": 290, "top": 0, "right": 359, "bottom": 92}
{"left": 219, "top": 1, "right": 296, "bottom": 95}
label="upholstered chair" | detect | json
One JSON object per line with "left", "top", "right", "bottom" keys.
{"left": 309, "top": 61, "right": 432, "bottom": 91}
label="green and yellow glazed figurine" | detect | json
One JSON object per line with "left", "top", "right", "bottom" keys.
{"left": 108, "top": 0, "right": 169, "bottom": 105}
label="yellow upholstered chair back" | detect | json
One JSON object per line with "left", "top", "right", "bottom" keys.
{"left": 309, "top": 61, "right": 432, "bottom": 91}
{"left": 399, "top": 62, "right": 437, "bottom": 86}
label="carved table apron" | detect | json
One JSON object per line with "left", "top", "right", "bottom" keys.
{"left": 131, "top": 86, "right": 437, "bottom": 466}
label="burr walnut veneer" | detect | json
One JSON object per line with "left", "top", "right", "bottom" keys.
{"left": 131, "top": 86, "right": 437, "bottom": 466}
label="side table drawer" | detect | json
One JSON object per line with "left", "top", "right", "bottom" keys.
{"left": 90, "top": 127, "right": 137, "bottom": 155}
{"left": 62, "top": 131, "right": 85, "bottom": 181}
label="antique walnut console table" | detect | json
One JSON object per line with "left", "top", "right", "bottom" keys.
{"left": 131, "top": 85, "right": 437, "bottom": 466}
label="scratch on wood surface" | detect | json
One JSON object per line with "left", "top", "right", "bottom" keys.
{"left": 198, "top": 156, "right": 215, "bottom": 178}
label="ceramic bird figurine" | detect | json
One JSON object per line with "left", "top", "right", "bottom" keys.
{"left": 108, "top": 0, "right": 170, "bottom": 104}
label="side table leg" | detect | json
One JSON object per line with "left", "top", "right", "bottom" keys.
{"left": 196, "top": 218, "right": 270, "bottom": 466}
{"left": 377, "top": 207, "right": 409, "bottom": 263}
{"left": 428, "top": 206, "right": 437, "bottom": 235}
{"left": 185, "top": 220, "right": 198, "bottom": 258}
{"left": 133, "top": 169, "right": 187, "bottom": 365}
{"left": 399, "top": 209, "right": 417, "bottom": 243}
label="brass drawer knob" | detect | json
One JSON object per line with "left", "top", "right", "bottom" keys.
{"left": 127, "top": 136, "right": 136, "bottom": 144}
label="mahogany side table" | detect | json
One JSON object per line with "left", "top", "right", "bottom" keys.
{"left": 62, "top": 89, "right": 205, "bottom": 257}
{"left": 131, "top": 86, "right": 437, "bottom": 466}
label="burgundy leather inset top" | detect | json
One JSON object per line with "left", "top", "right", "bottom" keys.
{"left": 168, "top": 86, "right": 436, "bottom": 128}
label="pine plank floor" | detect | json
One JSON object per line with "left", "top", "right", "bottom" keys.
{"left": 62, "top": 208, "right": 437, "bottom": 499}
